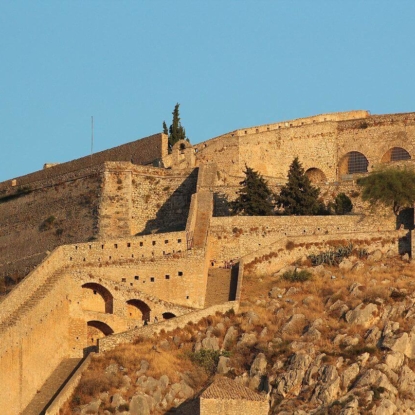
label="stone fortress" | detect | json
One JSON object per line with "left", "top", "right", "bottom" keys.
{"left": 1, "top": 109, "right": 415, "bottom": 414}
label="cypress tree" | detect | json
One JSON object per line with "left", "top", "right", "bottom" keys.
{"left": 277, "top": 157, "right": 323, "bottom": 215}
{"left": 231, "top": 165, "right": 275, "bottom": 216}
{"left": 162, "top": 121, "right": 168, "bottom": 135}
{"left": 163, "top": 103, "right": 188, "bottom": 152}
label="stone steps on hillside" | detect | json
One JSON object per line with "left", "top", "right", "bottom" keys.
{"left": 21, "top": 357, "right": 83, "bottom": 415}
{"left": 0, "top": 271, "right": 63, "bottom": 332}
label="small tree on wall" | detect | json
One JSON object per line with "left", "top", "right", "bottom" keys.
{"left": 277, "top": 157, "right": 323, "bottom": 215}
{"left": 163, "top": 103, "right": 189, "bottom": 153}
{"left": 357, "top": 167, "right": 415, "bottom": 215}
{"left": 231, "top": 165, "right": 275, "bottom": 216}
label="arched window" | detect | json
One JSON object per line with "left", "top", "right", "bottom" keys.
{"left": 81, "top": 283, "right": 113, "bottom": 314}
{"left": 126, "top": 299, "right": 151, "bottom": 321}
{"left": 340, "top": 151, "right": 369, "bottom": 175}
{"left": 87, "top": 321, "right": 114, "bottom": 346}
{"left": 381, "top": 147, "right": 411, "bottom": 163}
{"left": 305, "top": 168, "right": 327, "bottom": 184}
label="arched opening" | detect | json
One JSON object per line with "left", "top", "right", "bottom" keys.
{"left": 81, "top": 283, "right": 113, "bottom": 314}
{"left": 381, "top": 147, "right": 411, "bottom": 163}
{"left": 162, "top": 312, "right": 176, "bottom": 320}
{"left": 339, "top": 151, "right": 369, "bottom": 176}
{"left": 305, "top": 168, "right": 327, "bottom": 184}
{"left": 87, "top": 321, "right": 114, "bottom": 347}
{"left": 126, "top": 299, "right": 151, "bottom": 322}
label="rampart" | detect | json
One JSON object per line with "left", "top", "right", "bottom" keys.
{"left": 0, "top": 133, "right": 167, "bottom": 191}
{"left": 98, "top": 301, "right": 238, "bottom": 352}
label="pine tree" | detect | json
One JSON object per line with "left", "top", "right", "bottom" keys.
{"left": 277, "top": 157, "right": 323, "bottom": 215}
{"left": 162, "top": 103, "right": 188, "bottom": 153}
{"left": 231, "top": 165, "right": 275, "bottom": 216}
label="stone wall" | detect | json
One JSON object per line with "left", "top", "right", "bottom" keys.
{"left": 200, "top": 398, "right": 269, "bottom": 415}
{"left": 98, "top": 162, "right": 197, "bottom": 237}
{"left": 194, "top": 111, "right": 415, "bottom": 186}
{"left": 0, "top": 172, "right": 101, "bottom": 285}
{"left": 241, "top": 230, "right": 402, "bottom": 277}
{"left": 98, "top": 301, "right": 239, "bottom": 352}
{"left": 0, "top": 133, "right": 166, "bottom": 191}
{"left": 208, "top": 214, "right": 396, "bottom": 263}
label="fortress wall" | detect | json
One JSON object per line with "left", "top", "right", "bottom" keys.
{"left": 62, "top": 231, "right": 188, "bottom": 264}
{"left": 99, "top": 301, "right": 239, "bottom": 352}
{"left": 0, "top": 133, "right": 166, "bottom": 191}
{"left": 0, "top": 172, "right": 101, "bottom": 284}
{"left": 237, "top": 122, "right": 338, "bottom": 182}
{"left": 337, "top": 114, "right": 415, "bottom": 176}
{"left": 194, "top": 134, "right": 241, "bottom": 177}
{"left": 208, "top": 215, "right": 389, "bottom": 262}
{"left": 70, "top": 250, "right": 207, "bottom": 308}
{"left": 0, "top": 275, "right": 73, "bottom": 415}
{"left": 130, "top": 167, "right": 198, "bottom": 235}
{"left": 242, "top": 231, "right": 401, "bottom": 277}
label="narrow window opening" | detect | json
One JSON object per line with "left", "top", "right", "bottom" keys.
{"left": 178, "top": 239, "right": 182, "bottom": 243}
{"left": 122, "top": 278, "right": 126, "bottom": 282}
{"left": 165, "top": 240, "right": 169, "bottom": 244}
{"left": 140, "top": 242, "right": 143, "bottom": 247}
{"left": 178, "top": 271, "right": 183, "bottom": 276}
{"left": 135, "top": 276, "right": 139, "bottom": 280}
{"left": 114, "top": 243, "right": 118, "bottom": 248}
{"left": 152, "top": 241, "right": 156, "bottom": 246}
{"left": 127, "top": 242, "right": 131, "bottom": 247}
{"left": 150, "top": 277, "right": 155, "bottom": 282}
{"left": 165, "top": 275, "right": 170, "bottom": 280}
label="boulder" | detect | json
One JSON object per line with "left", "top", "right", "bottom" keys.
{"left": 385, "top": 351, "right": 404, "bottom": 372}
{"left": 217, "top": 356, "right": 230, "bottom": 375}
{"left": 201, "top": 334, "right": 219, "bottom": 351}
{"left": 282, "top": 314, "right": 307, "bottom": 335}
{"left": 250, "top": 353, "right": 268, "bottom": 377}
{"left": 222, "top": 326, "right": 237, "bottom": 350}
{"left": 269, "top": 286, "right": 286, "bottom": 299}
{"left": 345, "top": 303, "right": 379, "bottom": 328}
{"left": 341, "top": 363, "right": 359, "bottom": 391}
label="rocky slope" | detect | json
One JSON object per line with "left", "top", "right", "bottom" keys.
{"left": 65, "top": 249, "right": 415, "bottom": 414}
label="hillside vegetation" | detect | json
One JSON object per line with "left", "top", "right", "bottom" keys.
{"left": 64, "top": 249, "right": 415, "bottom": 415}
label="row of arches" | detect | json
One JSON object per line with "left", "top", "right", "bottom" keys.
{"left": 81, "top": 283, "right": 176, "bottom": 322}
{"left": 305, "top": 147, "right": 411, "bottom": 182}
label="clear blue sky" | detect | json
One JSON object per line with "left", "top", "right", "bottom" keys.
{"left": 1, "top": 1, "right": 414, "bottom": 182}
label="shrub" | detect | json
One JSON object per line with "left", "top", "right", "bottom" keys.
{"left": 281, "top": 268, "right": 312, "bottom": 282}
{"left": 189, "top": 349, "right": 230, "bottom": 375}
{"left": 333, "top": 193, "right": 353, "bottom": 215}
{"left": 39, "top": 215, "right": 56, "bottom": 231}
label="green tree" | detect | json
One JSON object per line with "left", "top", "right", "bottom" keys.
{"left": 277, "top": 157, "right": 323, "bottom": 215}
{"left": 162, "top": 121, "right": 168, "bottom": 135}
{"left": 333, "top": 192, "right": 353, "bottom": 215}
{"left": 231, "top": 165, "right": 275, "bottom": 216}
{"left": 357, "top": 167, "right": 415, "bottom": 215}
{"left": 163, "top": 103, "right": 188, "bottom": 152}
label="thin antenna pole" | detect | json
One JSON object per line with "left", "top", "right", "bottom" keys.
{"left": 91, "top": 116, "right": 94, "bottom": 156}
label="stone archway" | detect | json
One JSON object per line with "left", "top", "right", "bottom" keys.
{"left": 305, "top": 168, "right": 327, "bottom": 184}
{"left": 126, "top": 299, "right": 151, "bottom": 322}
{"left": 339, "top": 151, "right": 369, "bottom": 176}
{"left": 162, "top": 312, "right": 176, "bottom": 320}
{"left": 381, "top": 147, "right": 411, "bottom": 163}
{"left": 87, "top": 321, "right": 114, "bottom": 347}
{"left": 81, "top": 283, "right": 113, "bottom": 314}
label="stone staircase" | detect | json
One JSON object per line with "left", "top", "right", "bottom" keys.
{"left": 21, "top": 358, "right": 83, "bottom": 415}
{"left": 0, "top": 270, "right": 64, "bottom": 333}
{"left": 204, "top": 267, "right": 239, "bottom": 307}
{"left": 192, "top": 191, "right": 213, "bottom": 249}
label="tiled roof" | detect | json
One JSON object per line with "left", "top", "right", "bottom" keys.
{"left": 200, "top": 377, "right": 267, "bottom": 401}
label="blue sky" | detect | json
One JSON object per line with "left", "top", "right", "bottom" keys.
{"left": 1, "top": 1, "right": 414, "bottom": 182}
